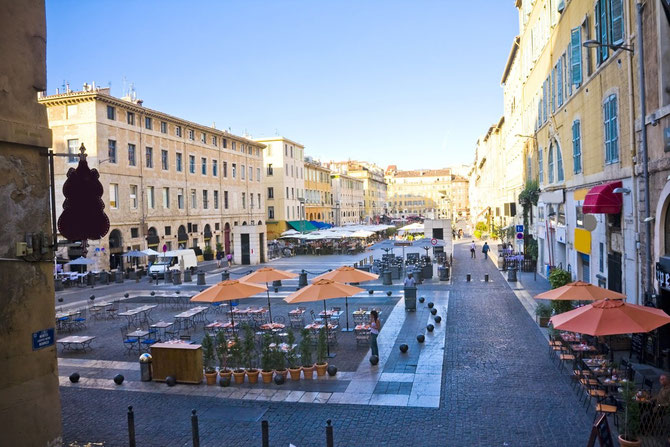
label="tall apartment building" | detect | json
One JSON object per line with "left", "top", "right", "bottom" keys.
{"left": 304, "top": 158, "right": 334, "bottom": 224}
{"left": 254, "top": 136, "right": 305, "bottom": 240}
{"left": 386, "top": 166, "right": 469, "bottom": 221}
{"left": 330, "top": 173, "right": 364, "bottom": 226}
{"left": 39, "top": 85, "right": 267, "bottom": 267}
{"left": 326, "top": 160, "right": 387, "bottom": 222}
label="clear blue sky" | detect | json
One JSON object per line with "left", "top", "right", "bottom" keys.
{"left": 46, "top": 0, "right": 518, "bottom": 170}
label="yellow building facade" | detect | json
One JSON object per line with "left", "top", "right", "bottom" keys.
{"left": 304, "top": 159, "right": 333, "bottom": 224}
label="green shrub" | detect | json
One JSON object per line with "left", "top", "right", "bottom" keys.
{"left": 548, "top": 268, "right": 573, "bottom": 314}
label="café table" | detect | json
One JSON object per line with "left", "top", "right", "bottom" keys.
{"left": 57, "top": 335, "right": 96, "bottom": 351}
{"left": 174, "top": 306, "right": 209, "bottom": 330}
{"left": 118, "top": 305, "right": 157, "bottom": 326}
{"left": 126, "top": 329, "right": 150, "bottom": 351}
{"left": 90, "top": 302, "right": 112, "bottom": 320}
{"left": 150, "top": 321, "right": 174, "bottom": 340}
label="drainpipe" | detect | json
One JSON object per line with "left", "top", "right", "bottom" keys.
{"left": 636, "top": 1, "right": 653, "bottom": 299}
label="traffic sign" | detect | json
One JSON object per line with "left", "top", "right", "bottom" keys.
{"left": 515, "top": 225, "right": 524, "bottom": 233}
{"left": 430, "top": 238, "right": 437, "bottom": 246}
{"left": 162, "top": 244, "right": 167, "bottom": 253}
{"left": 516, "top": 232, "right": 524, "bottom": 240}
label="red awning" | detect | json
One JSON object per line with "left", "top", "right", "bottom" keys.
{"left": 583, "top": 181, "right": 623, "bottom": 214}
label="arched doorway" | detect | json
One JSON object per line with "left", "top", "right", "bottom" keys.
{"left": 224, "top": 223, "right": 231, "bottom": 254}
{"left": 109, "top": 229, "right": 123, "bottom": 270}
{"left": 258, "top": 220, "right": 262, "bottom": 226}
{"left": 146, "top": 226, "right": 159, "bottom": 252}
{"left": 177, "top": 225, "right": 188, "bottom": 249}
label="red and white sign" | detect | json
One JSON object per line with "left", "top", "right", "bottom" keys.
{"left": 162, "top": 244, "right": 167, "bottom": 253}
{"left": 430, "top": 238, "right": 437, "bottom": 246}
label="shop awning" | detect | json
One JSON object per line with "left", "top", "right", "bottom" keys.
{"left": 287, "top": 220, "right": 317, "bottom": 233}
{"left": 583, "top": 181, "right": 623, "bottom": 214}
{"left": 309, "top": 220, "right": 332, "bottom": 229}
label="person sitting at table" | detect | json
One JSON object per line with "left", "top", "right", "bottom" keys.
{"left": 369, "top": 310, "right": 380, "bottom": 358}
{"left": 654, "top": 375, "right": 670, "bottom": 406}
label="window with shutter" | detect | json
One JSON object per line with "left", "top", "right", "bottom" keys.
{"left": 570, "top": 28, "right": 582, "bottom": 87}
{"left": 556, "top": 144, "right": 564, "bottom": 182}
{"left": 572, "top": 120, "right": 582, "bottom": 174}
{"left": 610, "top": 0, "right": 624, "bottom": 45}
{"left": 557, "top": 59, "right": 563, "bottom": 107}
{"left": 598, "top": 0, "right": 609, "bottom": 63}
{"left": 548, "top": 145, "right": 555, "bottom": 183}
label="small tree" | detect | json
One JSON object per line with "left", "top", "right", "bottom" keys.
{"left": 519, "top": 180, "right": 539, "bottom": 257}
{"left": 242, "top": 325, "right": 256, "bottom": 370}
{"left": 620, "top": 381, "right": 641, "bottom": 442}
{"left": 215, "top": 330, "right": 229, "bottom": 372}
{"left": 229, "top": 334, "right": 244, "bottom": 372}
{"left": 300, "top": 329, "right": 313, "bottom": 367}
{"left": 316, "top": 328, "right": 327, "bottom": 365}
{"left": 201, "top": 333, "right": 216, "bottom": 373}
{"left": 272, "top": 334, "right": 286, "bottom": 371}
{"left": 548, "top": 268, "right": 573, "bottom": 314}
{"left": 286, "top": 329, "right": 298, "bottom": 369}
{"left": 260, "top": 333, "right": 273, "bottom": 372}
{"left": 215, "top": 242, "right": 224, "bottom": 253}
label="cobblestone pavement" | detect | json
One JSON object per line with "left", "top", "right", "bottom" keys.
{"left": 60, "top": 241, "right": 592, "bottom": 446}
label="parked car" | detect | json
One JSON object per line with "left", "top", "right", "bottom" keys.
{"left": 148, "top": 249, "right": 198, "bottom": 277}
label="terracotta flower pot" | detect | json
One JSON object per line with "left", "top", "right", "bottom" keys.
{"left": 288, "top": 367, "right": 302, "bottom": 381}
{"left": 261, "top": 370, "right": 274, "bottom": 384}
{"left": 204, "top": 371, "right": 218, "bottom": 385}
{"left": 246, "top": 369, "right": 259, "bottom": 384}
{"left": 315, "top": 362, "right": 328, "bottom": 377}
{"left": 302, "top": 365, "right": 314, "bottom": 379}
{"left": 219, "top": 369, "right": 232, "bottom": 380}
{"left": 232, "top": 370, "right": 246, "bottom": 384}
{"left": 617, "top": 436, "right": 641, "bottom": 447}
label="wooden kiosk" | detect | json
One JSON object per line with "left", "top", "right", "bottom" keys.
{"left": 150, "top": 343, "right": 203, "bottom": 384}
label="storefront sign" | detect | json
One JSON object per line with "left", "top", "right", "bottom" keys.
{"left": 657, "top": 261, "right": 670, "bottom": 292}
{"left": 32, "top": 328, "right": 55, "bottom": 351}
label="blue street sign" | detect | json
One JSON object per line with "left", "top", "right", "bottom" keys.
{"left": 32, "top": 328, "right": 55, "bottom": 351}
{"left": 515, "top": 225, "right": 524, "bottom": 233}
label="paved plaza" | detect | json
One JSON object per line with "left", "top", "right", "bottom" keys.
{"left": 59, "top": 242, "right": 592, "bottom": 446}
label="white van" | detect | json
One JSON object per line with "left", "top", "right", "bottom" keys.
{"left": 148, "top": 249, "right": 198, "bottom": 277}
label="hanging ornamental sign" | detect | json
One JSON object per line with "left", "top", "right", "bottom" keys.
{"left": 57, "top": 144, "right": 110, "bottom": 241}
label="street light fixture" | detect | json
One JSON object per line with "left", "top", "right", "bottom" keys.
{"left": 583, "top": 39, "right": 633, "bottom": 52}
{"left": 613, "top": 187, "right": 631, "bottom": 194}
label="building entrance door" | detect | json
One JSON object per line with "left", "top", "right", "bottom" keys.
{"left": 607, "top": 252, "right": 622, "bottom": 293}
{"left": 241, "top": 234, "right": 250, "bottom": 265}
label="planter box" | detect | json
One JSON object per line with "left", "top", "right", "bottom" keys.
{"left": 537, "top": 316, "right": 550, "bottom": 327}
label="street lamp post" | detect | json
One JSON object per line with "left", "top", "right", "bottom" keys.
{"left": 583, "top": 2, "right": 652, "bottom": 299}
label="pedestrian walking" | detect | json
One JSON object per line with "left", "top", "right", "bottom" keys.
{"left": 226, "top": 253, "right": 233, "bottom": 266}
{"left": 369, "top": 310, "right": 381, "bottom": 358}
{"left": 470, "top": 241, "right": 476, "bottom": 258}
{"left": 403, "top": 273, "right": 416, "bottom": 287}
{"left": 482, "top": 242, "right": 490, "bottom": 259}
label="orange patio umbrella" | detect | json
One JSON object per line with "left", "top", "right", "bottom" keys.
{"left": 239, "top": 267, "right": 298, "bottom": 323}
{"left": 284, "top": 279, "right": 365, "bottom": 357}
{"left": 191, "top": 280, "right": 267, "bottom": 334}
{"left": 550, "top": 299, "right": 670, "bottom": 336}
{"left": 314, "top": 266, "right": 379, "bottom": 332}
{"left": 535, "top": 281, "right": 626, "bottom": 301}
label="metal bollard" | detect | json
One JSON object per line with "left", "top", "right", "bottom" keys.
{"left": 484, "top": 274, "right": 489, "bottom": 282}
{"left": 466, "top": 274, "right": 471, "bottom": 282}
{"left": 325, "top": 419, "right": 334, "bottom": 447}
{"left": 191, "top": 409, "right": 200, "bottom": 447}
{"left": 262, "top": 420, "right": 269, "bottom": 447}
{"left": 298, "top": 270, "right": 307, "bottom": 288}
{"left": 128, "top": 406, "right": 136, "bottom": 447}
{"left": 222, "top": 270, "right": 230, "bottom": 281}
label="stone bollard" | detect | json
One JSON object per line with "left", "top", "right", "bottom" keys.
{"left": 466, "top": 274, "right": 471, "bottom": 282}
{"left": 197, "top": 271, "right": 206, "bottom": 285}
{"left": 298, "top": 270, "right": 307, "bottom": 288}
{"left": 172, "top": 270, "right": 182, "bottom": 285}
{"left": 183, "top": 270, "right": 192, "bottom": 282}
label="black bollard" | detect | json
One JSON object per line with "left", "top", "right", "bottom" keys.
{"left": 262, "top": 420, "right": 269, "bottom": 447}
{"left": 298, "top": 270, "right": 308, "bottom": 288}
{"left": 484, "top": 274, "right": 489, "bottom": 282}
{"left": 325, "top": 420, "right": 334, "bottom": 447}
{"left": 191, "top": 409, "right": 200, "bottom": 447}
{"left": 466, "top": 274, "right": 471, "bottom": 282}
{"left": 128, "top": 406, "right": 136, "bottom": 447}
{"left": 222, "top": 270, "right": 230, "bottom": 281}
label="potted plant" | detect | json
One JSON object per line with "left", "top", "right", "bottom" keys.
{"left": 272, "top": 334, "right": 288, "bottom": 379}
{"left": 243, "top": 325, "right": 259, "bottom": 384}
{"left": 300, "top": 329, "right": 314, "bottom": 379}
{"left": 229, "top": 334, "right": 245, "bottom": 384}
{"left": 619, "top": 381, "right": 641, "bottom": 447}
{"left": 201, "top": 333, "right": 217, "bottom": 385}
{"left": 548, "top": 268, "right": 574, "bottom": 315}
{"left": 203, "top": 245, "right": 214, "bottom": 261}
{"left": 215, "top": 330, "right": 232, "bottom": 381}
{"left": 260, "top": 333, "right": 274, "bottom": 384}
{"left": 535, "top": 303, "right": 552, "bottom": 327}
{"left": 215, "top": 242, "right": 224, "bottom": 258}
{"left": 315, "top": 327, "right": 328, "bottom": 376}
{"left": 286, "top": 329, "right": 301, "bottom": 381}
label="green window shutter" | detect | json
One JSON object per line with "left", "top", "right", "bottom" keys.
{"left": 610, "top": 0, "right": 624, "bottom": 45}
{"left": 570, "top": 28, "right": 582, "bottom": 86}
{"left": 572, "top": 120, "right": 581, "bottom": 174}
{"left": 557, "top": 59, "right": 563, "bottom": 107}
{"left": 551, "top": 69, "right": 556, "bottom": 113}
{"left": 599, "top": 0, "right": 609, "bottom": 62}
{"left": 610, "top": 95, "right": 618, "bottom": 162}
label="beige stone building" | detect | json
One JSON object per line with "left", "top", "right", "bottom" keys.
{"left": 330, "top": 172, "right": 365, "bottom": 225}
{"left": 326, "top": 160, "right": 387, "bottom": 222}
{"left": 253, "top": 136, "right": 305, "bottom": 240}
{"left": 385, "top": 166, "right": 469, "bottom": 221}
{"left": 39, "top": 85, "right": 268, "bottom": 267}
{"left": 304, "top": 158, "right": 334, "bottom": 224}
